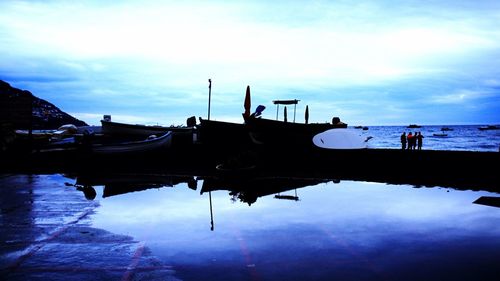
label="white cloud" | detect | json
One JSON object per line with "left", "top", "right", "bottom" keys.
{"left": 2, "top": 1, "right": 500, "bottom": 125}
{"left": 429, "top": 89, "right": 495, "bottom": 104}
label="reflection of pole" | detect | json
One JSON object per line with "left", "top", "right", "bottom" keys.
{"left": 208, "top": 79, "right": 212, "bottom": 120}
{"left": 209, "top": 191, "right": 214, "bottom": 231}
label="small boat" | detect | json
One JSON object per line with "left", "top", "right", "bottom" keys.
{"left": 407, "top": 124, "right": 421, "bottom": 128}
{"left": 478, "top": 125, "right": 500, "bottom": 131}
{"left": 354, "top": 126, "right": 369, "bottom": 130}
{"left": 440, "top": 127, "right": 453, "bottom": 131}
{"left": 91, "top": 132, "right": 172, "bottom": 154}
{"left": 101, "top": 117, "right": 194, "bottom": 136}
{"left": 433, "top": 128, "right": 449, "bottom": 137}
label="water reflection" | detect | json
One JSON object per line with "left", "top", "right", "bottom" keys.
{"left": 69, "top": 173, "right": 197, "bottom": 199}
{"left": 82, "top": 174, "right": 499, "bottom": 281}
{"left": 7, "top": 172, "right": 497, "bottom": 280}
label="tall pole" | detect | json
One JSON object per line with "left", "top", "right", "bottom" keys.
{"left": 208, "top": 79, "right": 212, "bottom": 120}
{"left": 209, "top": 191, "right": 214, "bottom": 231}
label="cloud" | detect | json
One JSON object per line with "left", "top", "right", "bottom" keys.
{"left": 429, "top": 89, "right": 497, "bottom": 105}
{"left": 1, "top": 1, "right": 500, "bottom": 125}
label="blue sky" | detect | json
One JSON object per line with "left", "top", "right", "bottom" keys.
{"left": 1, "top": 0, "right": 500, "bottom": 126}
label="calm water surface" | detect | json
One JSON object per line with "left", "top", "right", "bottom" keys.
{"left": 2, "top": 174, "right": 499, "bottom": 280}
{"left": 87, "top": 176, "right": 500, "bottom": 280}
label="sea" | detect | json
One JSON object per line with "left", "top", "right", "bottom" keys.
{"left": 359, "top": 125, "right": 500, "bottom": 151}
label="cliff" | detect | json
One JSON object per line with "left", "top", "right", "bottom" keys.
{"left": 0, "top": 80, "right": 88, "bottom": 129}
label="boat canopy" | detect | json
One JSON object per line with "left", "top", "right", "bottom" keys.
{"left": 272, "top": 99, "right": 300, "bottom": 105}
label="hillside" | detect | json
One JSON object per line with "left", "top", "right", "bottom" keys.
{"left": 0, "top": 80, "right": 88, "bottom": 129}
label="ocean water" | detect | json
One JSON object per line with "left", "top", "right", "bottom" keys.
{"left": 358, "top": 125, "right": 500, "bottom": 151}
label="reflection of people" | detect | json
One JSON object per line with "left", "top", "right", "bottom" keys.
{"left": 407, "top": 132, "right": 413, "bottom": 150}
{"left": 417, "top": 132, "right": 424, "bottom": 150}
{"left": 400, "top": 132, "right": 407, "bottom": 150}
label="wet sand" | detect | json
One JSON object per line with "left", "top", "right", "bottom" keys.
{"left": 0, "top": 175, "right": 175, "bottom": 281}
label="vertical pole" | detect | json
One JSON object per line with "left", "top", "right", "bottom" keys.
{"left": 208, "top": 79, "right": 212, "bottom": 120}
{"left": 209, "top": 191, "right": 214, "bottom": 231}
{"left": 293, "top": 103, "right": 297, "bottom": 123}
{"left": 276, "top": 104, "right": 279, "bottom": 120}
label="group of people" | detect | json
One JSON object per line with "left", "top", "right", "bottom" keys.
{"left": 400, "top": 132, "right": 424, "bottom": 150}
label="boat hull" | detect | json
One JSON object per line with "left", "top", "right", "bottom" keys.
{"left": 91, "top": 132, "right": 173, "bottom": 154}
{"left": 101, "top": 120, "right": 192, "bottom": 136}
{"left": 244, "top": 117, "right": 347, "bottom": 146}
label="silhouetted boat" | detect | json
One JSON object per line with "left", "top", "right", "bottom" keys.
{"left": 433, "top": 133, "right": 448, "bottom": 137}
{"left": 197, "top": 118, "right": 253, "bottom": 146}
{"left": 478, "top": 125, "right": 499, "bottom": 131}
{"left": 440, "top": 127, "right": 453, "bottom": 131}
{"left": 101, "top": 119, "right": 193, "bottom": 136}
{"left": 91, "top": 132, "right": 173, "bottom": 154}
{"left": 244, "top": 116, "right": 347, "bottom": 146}
{"left": 407, "top": 124, "right": 421, "bottom": 128}
{"left": 354, "top": 126, "right": 369, "bottom": 130}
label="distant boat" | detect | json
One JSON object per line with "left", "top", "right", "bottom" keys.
{"left": 478, "top": 125, "right": 500, "bottom": 131}
{"left": 407, "top": 124, "right": 421, "bottom": 128}
{"left": 354, "top": 126, "right": 369, "bottom": 130}
{"left": 433, "top": 128, "right": 449, "bottom": 137}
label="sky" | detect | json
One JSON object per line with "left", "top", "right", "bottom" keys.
{"left": 1, "top": 0, "right": 500, "bottom": 126}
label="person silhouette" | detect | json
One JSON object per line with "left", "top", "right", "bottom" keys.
{"left": 400, "top": 132, "right": 407, "bottom": 150}
{"left": 407, "top": 132, "right": 413, "bottom": 150}
{"left": 417, "top": 132, "right": 424, "bottom": 150}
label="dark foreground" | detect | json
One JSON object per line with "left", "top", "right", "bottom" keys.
{"left": 1, "top": 141, "right": 499, "bottom": 280}
{"left": 1, "top": 141, "right": 499, "bottom": 193}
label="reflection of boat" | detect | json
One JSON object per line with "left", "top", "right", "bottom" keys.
{"left": 75, "top": 173, "right": 197, "bottom": 198}
{"left": 91, "top": 132, "right": 172, "bottom": 154}
{"left": 473, "top": 196, "right": 500, "bottom": 208}
{"left": 101, "top": 118, "right": 193, "bottom": 136}
{"left": 201, "top": 175, "right": 330, "bottom": 205}
{"left": 407, "top": 124, "right": 421, "bottom": 128}
{"left": 478, "top": 125, "right": 500, "bottom": 131}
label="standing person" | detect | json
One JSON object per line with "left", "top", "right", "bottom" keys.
{"left": 417, "top": 132, "right": 424, "bottom": 150}
{"left": 407, "top": 132, "right": 413, "bottom": 150}
{"left": 400, "top": 132, "right": 407, "bottom": 150}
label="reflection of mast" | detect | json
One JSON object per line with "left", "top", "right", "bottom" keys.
{"left": 209, "top": 191, "right": 214, "bottom": 231}
{"left": 274, "top": 188, "right": 299, "bottom": 201}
